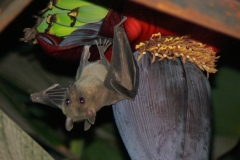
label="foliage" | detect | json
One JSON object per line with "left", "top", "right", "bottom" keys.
{"left": 0, "top": 51, "right": 129, "bottom": 159}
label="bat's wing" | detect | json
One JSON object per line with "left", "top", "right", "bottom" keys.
{"left": 30, "top": 84, "right": 67, "bottom": 109}
{"left": 104, "top": 17, "right": 139, "bottom": 100}
{"left": 75, "top": 45, "right": 91, "bottom": 80}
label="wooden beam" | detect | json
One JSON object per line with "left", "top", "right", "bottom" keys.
{"left": 0, "top": 0, "right": 32, "bottom": 33}
{"left": 131, "top": 0, "right": 240, "bottom": 39}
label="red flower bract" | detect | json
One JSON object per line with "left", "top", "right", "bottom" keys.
{"left": 37, "top": 0, "right": 231, "bottom": 62}
{"left": 37, "top": 33, "right": 113, "bottom": 61}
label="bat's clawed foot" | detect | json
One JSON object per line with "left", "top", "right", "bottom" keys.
{"left": 95, "top": 38, "right": 111, "bottom": 68}
{"left": 95, "top": 38, "right": 112, "bottom": 54}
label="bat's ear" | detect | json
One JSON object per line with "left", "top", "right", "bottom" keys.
{"left": 30, "top": 84, "right": 66, "bottom": 109}
{"left": 84, "top": 108, "right": 96, "bottom": 131}
{"left": 104, "top": 17, "right": 139, "bottom": 100}
{"left": 84, "top": 120, "right": 91, "bottom": 131}
{"left": 76, "top": 45, "right": 91, "bottom": 80}
{"left": 65, "top": 117, "right": 74, "bottom": 131}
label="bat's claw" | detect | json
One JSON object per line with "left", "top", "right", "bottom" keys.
{"left": 95, "top": 38, "right": 111, "bottom": 69}
{"left": 95, "top": 38, "right": 112, "bottom": 54}
{"left": 116, "top": 16, "right": 127, "bottom": 27}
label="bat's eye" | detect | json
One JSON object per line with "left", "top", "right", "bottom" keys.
{"left": 65, "top": 98, "right": 70, "bottom": 105}
{"left": 79, "top": 97, "right": 85, "bottom": 104}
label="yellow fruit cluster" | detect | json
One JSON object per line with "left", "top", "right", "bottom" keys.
{"left": 136, "top": 33, "right": 219, "bottom": 78}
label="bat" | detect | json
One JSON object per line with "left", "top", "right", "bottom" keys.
{"left": 30, "top": 17, "right": 139, "bottom": 131}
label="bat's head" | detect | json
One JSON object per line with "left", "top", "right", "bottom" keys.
{"left": 61, "top": 71, "right": 118, "bottom": 131}
{"left": 63, "top": 83, "right": 88, "bottom": 121}
{"left": 62, "top": 83, "right": 97, "bottom": 131}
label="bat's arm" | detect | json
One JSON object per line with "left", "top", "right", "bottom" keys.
{"left": 75, "top": 45, "right": 91, "bottom": 80}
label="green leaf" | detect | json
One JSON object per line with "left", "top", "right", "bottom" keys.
{"left": 49, "top": 23, "right": 77, "bottom": 36}
{"left": 80, "top": 137, "right": 125, "bottom": 160}
{"left": 0, "top": 109, "right": 54, "bottom": 160}
{"left": 37, "top": 17, "right": 49, "bottom": 33}
{"left": 212, "top": 66, "right": 240, "bottom": 137}
{"left": 0, "top": 53, "right": 73, "bottom": 93}
{"left": 54, "top": 0, "right": 95, "bottom": 10}
{"left": 42, "top": 6, "right": 69, "bottom": 17}
{"left": 70, "top": 139, "right": 85, "bottom": 158}
{"left": 76, "top": 5, "right": 108, "bottom": 23}
{"left": 55, "top": 13, "right": 87, "bottom": 27}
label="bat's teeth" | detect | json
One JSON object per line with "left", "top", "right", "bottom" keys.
{"left": 65, "top": 117, "right": 74, "bottom": 131}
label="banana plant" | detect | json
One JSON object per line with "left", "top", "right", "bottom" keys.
{"left": 20, "top": 0, "right": 236, "bottom": 159}
{"left": 20, "top": 0, "right": 110, "bottom": 44}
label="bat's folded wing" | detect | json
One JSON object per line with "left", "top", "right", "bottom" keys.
{"left": 104, "top": 20, "right": 139, "bottom": 100}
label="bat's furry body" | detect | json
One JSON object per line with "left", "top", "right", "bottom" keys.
{"left": 30, "top": 18, "right": 139, "bottom": 131}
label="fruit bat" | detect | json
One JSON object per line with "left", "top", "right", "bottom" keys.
{"left": 30, "top": 17, "right": 139, "bottom": 131}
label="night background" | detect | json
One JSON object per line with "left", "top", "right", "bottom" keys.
{"left": 0, "top": 0, "right": 239, "bottom": 159}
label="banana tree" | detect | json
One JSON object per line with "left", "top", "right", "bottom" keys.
{"left": 20, "top": 0, "right": 236, "bottom": 159}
